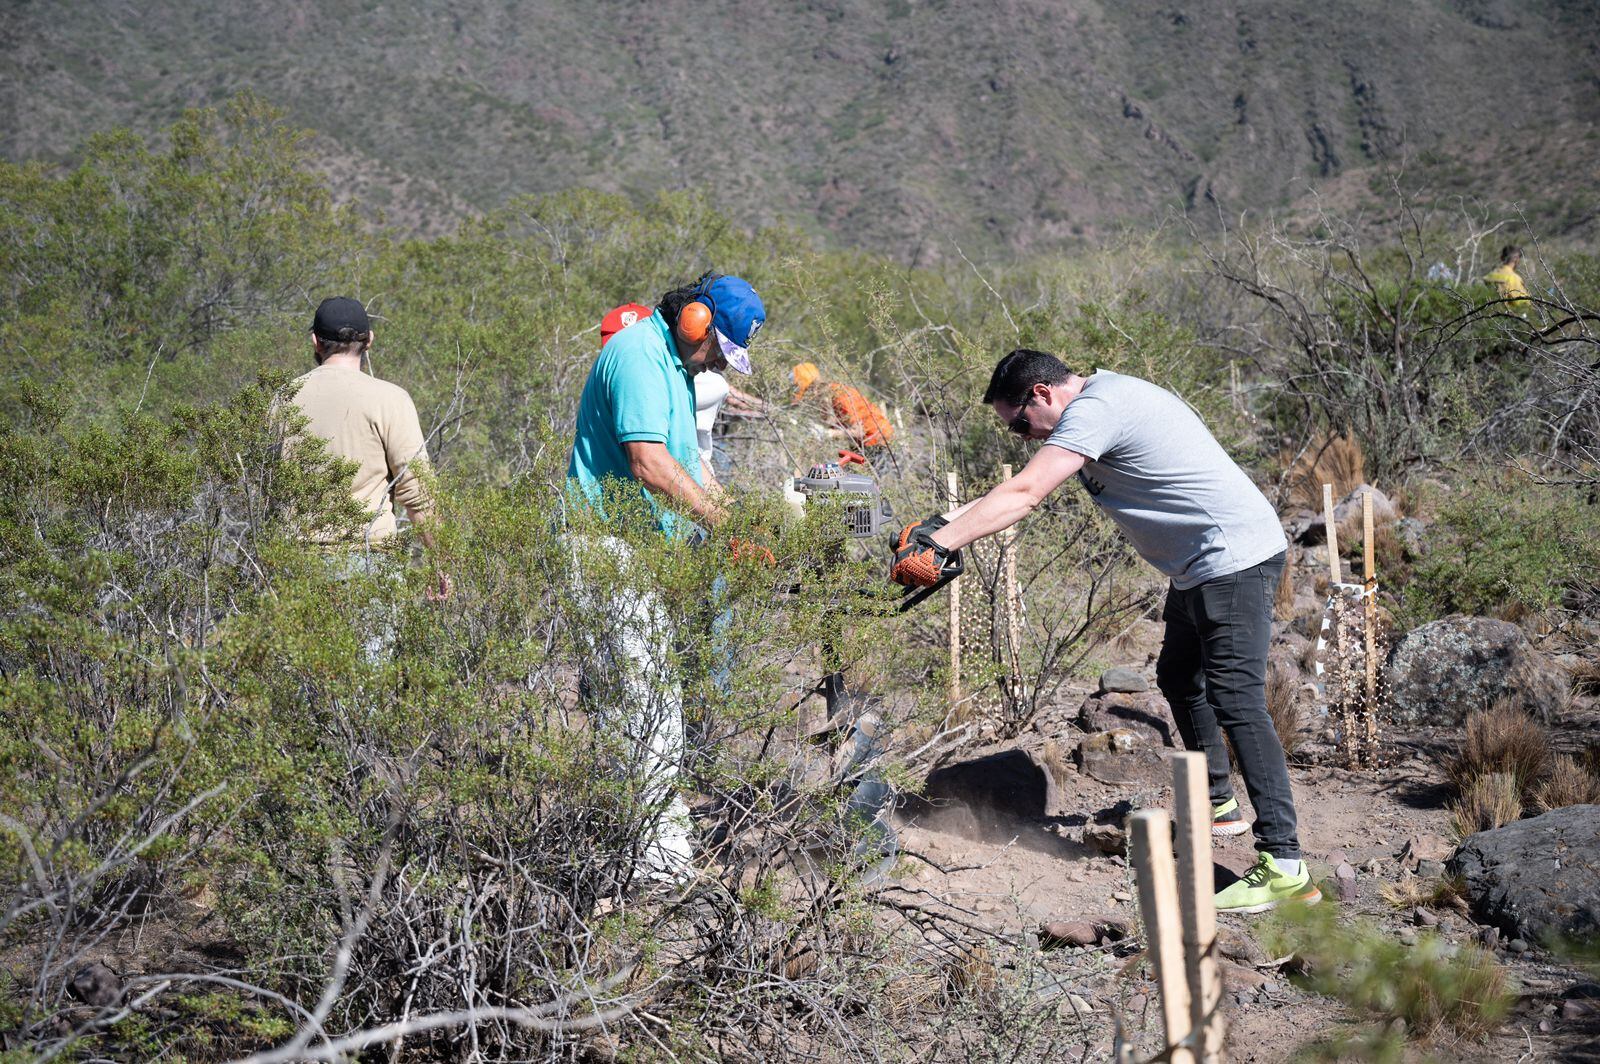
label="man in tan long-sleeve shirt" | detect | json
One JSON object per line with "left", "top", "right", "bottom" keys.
{"left": 289, "top": 297, "right": 449, "bottom": 602}
{"left": 291, "top": 297, "right": 433, "bottom": 545}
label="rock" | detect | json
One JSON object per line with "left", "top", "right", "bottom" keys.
{"left": 68, "top": 962, "right": 123, "bottom": 1008}
{"left": 1509, "top": 938, "right": 1529, "bottom": 953}
{"left": 1217, "top": 927, "right": 1268, "bottom": 966}
{"left": 1396, "top": 517, "right": 1427, "bottom": 557}
{"left": 1111, "top": 889, "right": 1132, "bottom": 902}
{"left": 1220, "top": 961, "right": 1269, "bottom": 992}
{"left": 1095, "top": 916, "right": 1133, "bottom": 942}
{"left": 1067, "top": 993, "right": 1095, "bottom": 1016}
{"left": 1387, "top": 616, "right": 1568, "bottom": 726}
{"left": 1083, "top": 822, "right": 1127, "bottom": 855}
{"left": 1041, "top": 920, "right": 1099, "bottom": 948}
{"left": 1078, "top": 729, "right": 1144, "bottom": 755}
{"left": 1076, "top": 691, "right": 1179, "bottom": 747}
{"left": 1414, "top": 908, "right": 1440, "bottom": 927}
{"left": 1416, "top": 859, "right": 1445, "bottom": 880}
{"left": 1562, "top": 999, "right": 1596, "bottom": 1021}
{"left": 1127, "top": 992, "right": 1148, "bottom": 1013}
{"left": 1099, "top": 667, "right": 1149, "bottom": 694}
{"left": 1284, "top": 509, "right": 1320, "bottom": 544}
{"left": 1448, "top": 804, "right": 1600, "bottom": 943}
{"left": 1334, "top": 861, "right": 1358, "bottom": 902}
{"left": 1334, "top": 484, "right": 1397, "bottom": 525}
{"left": 916, "top": 748, "right": 1062, "bottom": 836}
{"left": 1398, "top": 928, "right": 1418, "bottom": 946}
{"left": 1539, "top": 1017, "right": 1553, "bottom": 1032}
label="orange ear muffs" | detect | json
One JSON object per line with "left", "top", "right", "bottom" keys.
{"left": 677, "top": 300, "right": 713, "bottom": 344}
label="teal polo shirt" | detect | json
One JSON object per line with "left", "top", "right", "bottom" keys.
{"left": 566, "top": 310, "right": 703, "bottom": 536}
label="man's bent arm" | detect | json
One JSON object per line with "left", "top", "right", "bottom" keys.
{"left": 625, "top": 440, "right": 727, "bottom": 527}
{"left": 931, "top": 445, "right": 1087, "bottom": 551}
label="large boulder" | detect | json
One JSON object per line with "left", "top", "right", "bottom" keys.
{"left": 1386, "top": 616, "right": 1567, "bottom": 726}
{"left": 1447, "top": 805, "right": 1600, "bottom": 944}
{"left": 912, "top": 748, "right": 1062, "bottom": 836}
{"left": 1077, "top": 691, "right": 1179, "bottom": 747}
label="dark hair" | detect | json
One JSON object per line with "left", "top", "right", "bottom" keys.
{"left": 657, "top": 271, "right": 715, "bottom": 330}
{"left": 982, "top": 348, "right": 1074, "bottom": 406}
{"left": 1500, "top": 244, "right": 1523, "bottom": 264}
{"left": 313, "top": 332, "right": 370, "bottom": 356}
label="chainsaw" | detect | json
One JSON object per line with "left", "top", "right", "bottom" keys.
{"left": 790, "top": 450, "right": 963, "bottom": 612}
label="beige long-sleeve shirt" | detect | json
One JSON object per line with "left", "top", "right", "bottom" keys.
{"left": 289, "top": 364, "right": 433, "bottom": 544}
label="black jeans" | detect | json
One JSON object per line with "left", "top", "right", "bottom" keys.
{"left": 1155, "top": 552, "right": 1301, "bottom": 861}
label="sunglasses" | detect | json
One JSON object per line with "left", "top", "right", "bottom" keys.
{"left": 1007, "top": 395, "right": 1035, "bottom": 437}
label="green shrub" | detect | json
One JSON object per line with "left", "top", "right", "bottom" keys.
{"left": 1261, "top": 902, "right": 1515, "bottom": 1058}
{"left": 1400, "top": 473, "right": 1600, "bottom": 628}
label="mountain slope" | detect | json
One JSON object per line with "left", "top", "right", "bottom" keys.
{"left": 5, "top": 0, "right": 1598, "bottom": 258}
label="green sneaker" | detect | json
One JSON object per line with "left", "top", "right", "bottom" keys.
{"left": 1214, "top": 852, "right": 1322, "bottom": 914}
{"left": 1211, "top": 797, "right": 1250, "bottom": 837}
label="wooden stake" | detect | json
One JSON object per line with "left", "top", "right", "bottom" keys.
{"left": 1130, "top": 809, "right": 1195, "bottom": 1064}
{"left": 1321, "top": 482, "right": 1341, "bottom": 587}
{"left": 1000, "top": 463, "right": 1021, "bottom": 685}
{"left": 947, "top": 469, "right": 961, "bottom": 709}
{"left": 1323, "top": 481, "right": 1354, "bottom": 765}
{"left": 1172, "top": 753, "right": 1225, "bottom": 1061}
{"left": 1362, "top": 490, "right": 1379, "bottom": 765}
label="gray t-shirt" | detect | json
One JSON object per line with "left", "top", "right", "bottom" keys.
{"left": 1044, "top": 370, "right": 1285, "bottom": 589}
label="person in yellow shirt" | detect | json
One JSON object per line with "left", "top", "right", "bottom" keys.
{"left": 1484, "top": 245, "right": 1530, "bottom": 312}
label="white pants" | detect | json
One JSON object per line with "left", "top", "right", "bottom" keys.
{"left": 573, "top": 536, "right": 692, "bottom": 878}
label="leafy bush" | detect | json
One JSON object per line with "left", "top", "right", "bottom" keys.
{"left": 1400, "top": 474, "right": 1600, "bottom": 627}
{"left": 1262, "top": 902, "right": 1515, "bottom": 1058}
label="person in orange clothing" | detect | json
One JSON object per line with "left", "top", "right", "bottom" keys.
{"left": 791, "top": 362, "right": 894, "bottom": 449}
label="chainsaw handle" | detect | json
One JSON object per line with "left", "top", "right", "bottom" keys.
{"left": 897, "top": 549, "right": 963, "bottom": 612}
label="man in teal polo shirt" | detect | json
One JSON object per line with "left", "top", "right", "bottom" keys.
{"left": 566, "top": 272, "right": 765, "bottom": 882}
{"left": 569, "top": 273, "right": 764, "bottom": 535}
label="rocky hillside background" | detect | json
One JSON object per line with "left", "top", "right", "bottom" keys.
{"left": 6, "top": 0, "right": 1600, "bottom": 258}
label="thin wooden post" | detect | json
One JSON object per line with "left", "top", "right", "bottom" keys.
{"left": 1130, "top": 810, "right": 1195, "bottom": 1064}
{"left": 1322, "top": 482, "right": 1355, "bottom": 765}
{"left": 947, "top": 469, "right": 961, "bottom": 709}
{"left": 1000, "top": 463, "right": 1021, "bottom": 685}
{"left": 1172, "top": 754, "right": 1225, "bottom": 1061}
{"left": 1320, "top": 483, "right": 1341, "bottom": 587}
{"left": 1361, "top": 490, "right": 1379, "bottom": 765}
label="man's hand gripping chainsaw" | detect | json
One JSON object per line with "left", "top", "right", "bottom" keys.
{"left": 890, "top": 515, "right": 964, "bottom": 609}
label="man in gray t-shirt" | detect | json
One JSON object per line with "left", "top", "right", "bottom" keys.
{"left": 890, "top": 349, "right": 1319, "bottom": 914}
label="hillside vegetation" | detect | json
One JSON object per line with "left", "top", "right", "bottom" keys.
{"left": 6, "top": 0, "right": 1600, "bottom": 257}
{"left": 2, "top": 97, "right": 1599, "bottom": 1060}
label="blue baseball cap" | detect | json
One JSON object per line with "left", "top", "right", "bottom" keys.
{"left": 706, "top": 275, "right": 765, "bottom": 374}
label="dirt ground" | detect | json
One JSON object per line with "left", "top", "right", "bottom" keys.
{"left": 884, "top": 701, "right": 1600, "bottom": 1063}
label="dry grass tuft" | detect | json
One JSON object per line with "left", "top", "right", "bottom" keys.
{"left": 1266, "top": 661, "right": 1302, "bottom": 756}
{"left": 1286, "top": 433, "right": 1366, "bottom": 509}
{"left": 1449, "top": 772, "right": 1523, "bottom": 838}
{"left": 1040, "top": 739, "right": 1071, "bottom": 792}
{"left": 1445, "top": 700, "right": 1552, "bottom": 797}
{"left": 1379, "top": 875, "right": 1469, "bottom": 913}
{"left": 1532, "top": 753, "right": 1600, "bottom": 812}
{"left": 1569, "top": 656, "right": 1600, "bottom": 698}
{"left": 1274, "top": 559, "right": 1297, "bottom": 622}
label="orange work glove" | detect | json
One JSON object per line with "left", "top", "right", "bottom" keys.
{"left": 889, "top": 516, "right": 951, "bottom": 588}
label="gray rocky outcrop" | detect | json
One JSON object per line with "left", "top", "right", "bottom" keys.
{"left": 1077, "top": 691, "right": 1178, "bottom": 747}
{"left": 1448, "top": 804, "right": 1600, "bottom": 944}
{"left": 1386, "top": 616, "right": 1567, "bottom": 725}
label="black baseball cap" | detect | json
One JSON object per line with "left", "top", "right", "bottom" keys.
{"left": 311, "top": 297, "right": 372, "bottom": 342}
